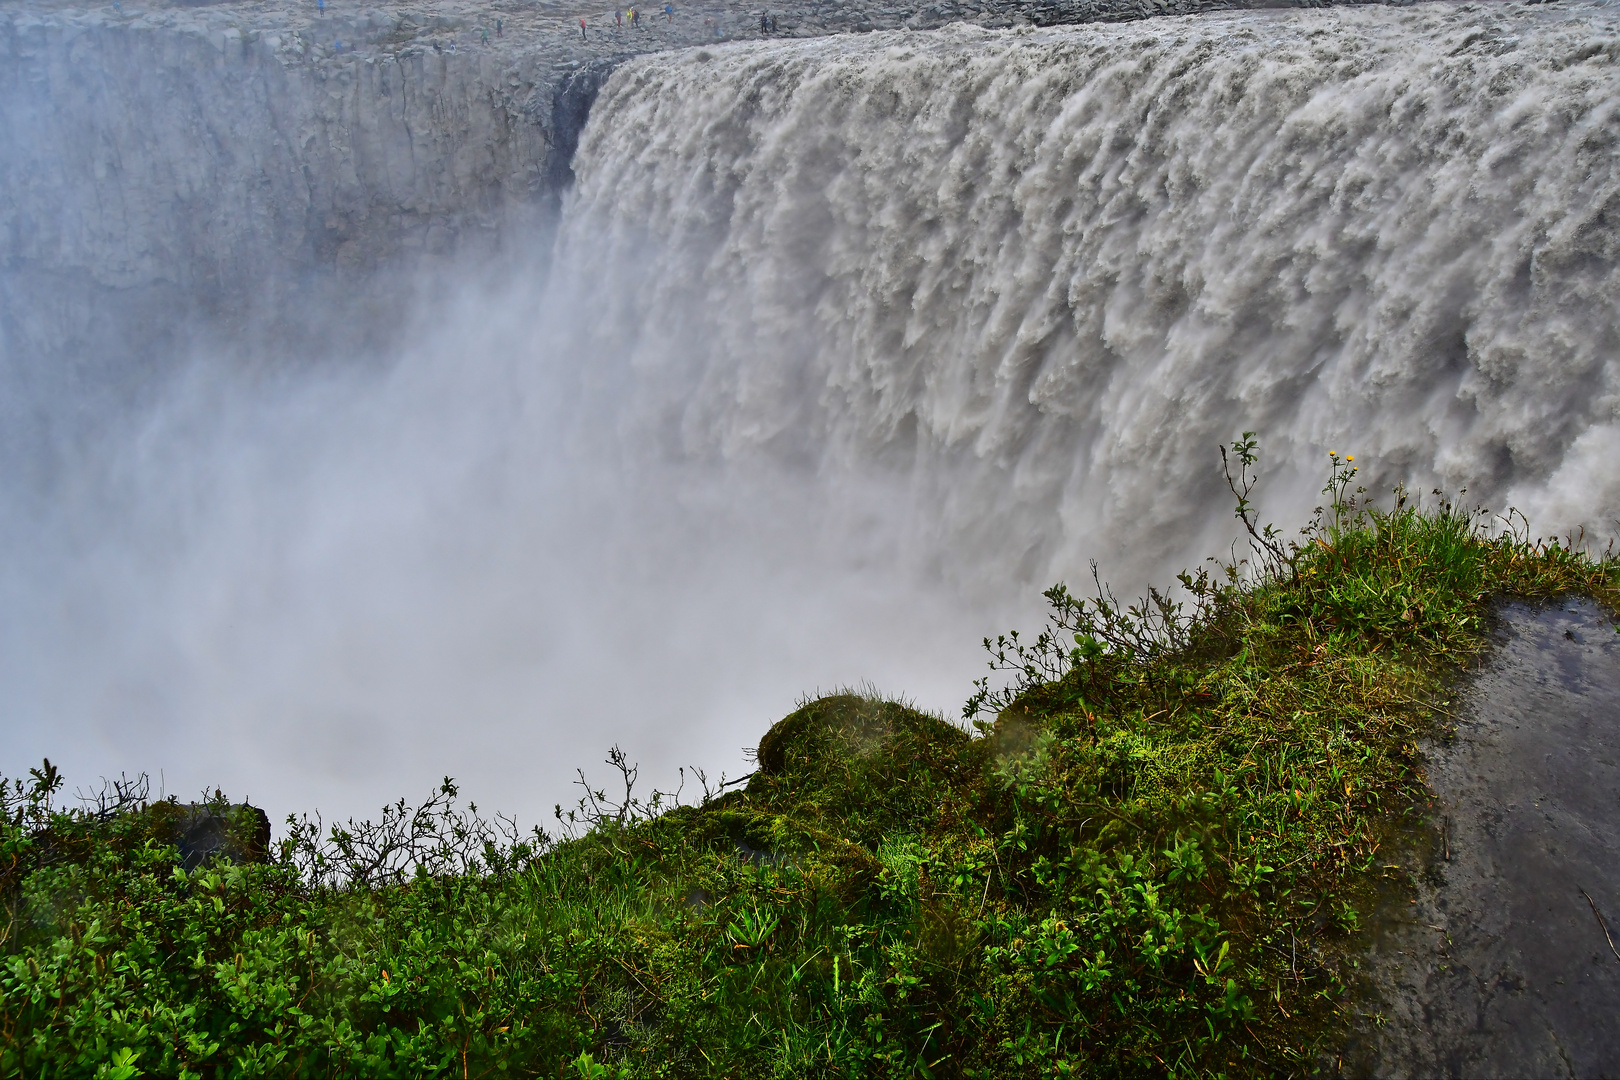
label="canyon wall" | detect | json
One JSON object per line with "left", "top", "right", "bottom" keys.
{"left": 0, "top": 7, "right": 617, "bottom": 377}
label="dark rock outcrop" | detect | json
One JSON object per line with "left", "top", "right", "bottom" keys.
{"left": 147, "top": 800, "right": 273, "bottom": 870}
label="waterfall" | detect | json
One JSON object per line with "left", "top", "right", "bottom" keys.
{"left": 555, "top": 1, "right": 1620, "bottom": 590}
{"left": 3, "top": 1, "right": 1618, "bottom": 823}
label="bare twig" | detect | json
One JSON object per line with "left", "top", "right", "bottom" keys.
{"left": 282, "top": 776, "right": 550, "bottom": 889}
{"left": 1581, "top": 888, "right": 1620, "bottom": 963}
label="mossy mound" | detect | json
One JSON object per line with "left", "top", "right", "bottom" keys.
{"left": 748, "top": 694, "right": 971, "bottom": 847}
{"left": 755, "top": 693, "right": 967, "bottom": 779}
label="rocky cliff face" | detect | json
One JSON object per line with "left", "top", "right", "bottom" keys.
{"left": 0, "top": 7, "right": 621, "bottom": 372}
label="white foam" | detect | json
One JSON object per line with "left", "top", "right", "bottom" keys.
{"left": 560, "top": 2, "right": 1620, "bottom": 588}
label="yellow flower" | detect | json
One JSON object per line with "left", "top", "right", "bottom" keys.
{"left": 1346, "top": 455, "right": 1354, "bottom": 462}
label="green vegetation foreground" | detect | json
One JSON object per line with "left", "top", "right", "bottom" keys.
{"left": 4, "top": 443, "right": 1618, "bottom": 1078}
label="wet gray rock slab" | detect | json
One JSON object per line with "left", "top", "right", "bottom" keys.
{"left": 1354, "top": 599, "right": 1620, "bottom": 1079}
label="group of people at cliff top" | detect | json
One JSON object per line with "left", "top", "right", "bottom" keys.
{"left": 574, "top": 5, "right": 779, "bottom": 40}
{"left": 581, "top": 4, "right": 676, "bottom": 37}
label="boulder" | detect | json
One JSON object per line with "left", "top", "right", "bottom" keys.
{"left": 147, "top": 801, "right": 273, "bottom": 870}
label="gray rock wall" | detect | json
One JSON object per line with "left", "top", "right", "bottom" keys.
{"left": 0, "top": 8, "right": 603, "bottom": 370}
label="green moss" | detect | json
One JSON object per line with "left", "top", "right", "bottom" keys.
{"left": 4, "top": 446, "right": 1617, "bottom": 1077}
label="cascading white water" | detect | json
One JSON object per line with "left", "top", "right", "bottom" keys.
{"left": 556, "top": 1, "right": 1620, "bottom": 592}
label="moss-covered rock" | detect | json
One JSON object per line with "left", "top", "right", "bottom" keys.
{"left": 745, "top": 693, "right": 973, "bottom": 851}
{"left": 755, "top": 693, "right": 967, "bottom": 780}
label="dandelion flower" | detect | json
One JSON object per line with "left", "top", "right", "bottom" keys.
{"left": 1346, "top": 455, "right": 1354, "bottom": 462}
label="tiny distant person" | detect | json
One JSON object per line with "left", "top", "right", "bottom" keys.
{"left": 579, "top": 16, "right": 587, "bottom": 39}
{"left": 615, "top": 8, "right": 622, "bottom": 26}
{"left": 760, "top": 10, "right": 768, "bottom": 33}
{"left": 496, "top": 17, "right": 502, "bottom": 34}
{"left": 316, "top": 0, "right": 324, "bottom": 14}
{"left": 481, "top": 26, "right": 489, "bottom": 44}
{"left": 769, "top": 12, "right": 777, "bottom": 30}
{"left": 664, "top": 3, "right": 672, "bottom": 21}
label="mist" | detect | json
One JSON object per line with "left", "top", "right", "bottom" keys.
{"left": 0, "top": 245, "right": 1021, "bottom": 828}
